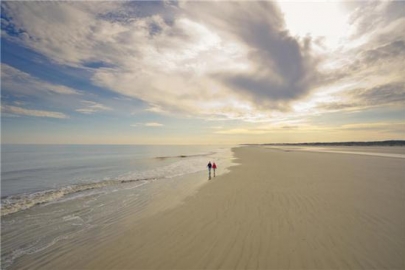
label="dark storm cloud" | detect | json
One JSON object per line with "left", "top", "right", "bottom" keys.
{"left": 221, "top": 32, "right": 317, "bottom": 105}
{"left": 185, "top": 2, "right": 319, "bottom": 108}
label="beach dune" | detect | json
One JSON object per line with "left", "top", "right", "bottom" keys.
{"left": 12, "top": 146, "right": 405, "bottom": 269}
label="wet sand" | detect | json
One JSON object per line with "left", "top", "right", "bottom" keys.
{"left": 11, "top": 146, "right": 405, "bottom": 269}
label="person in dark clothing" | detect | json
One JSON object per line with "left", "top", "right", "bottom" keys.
{"left": 207, "top": 161, "right": 212, "bottom": 179}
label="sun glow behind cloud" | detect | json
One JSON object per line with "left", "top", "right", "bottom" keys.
{"left": 277, "top": 1, "right": 350, "bottom": 48}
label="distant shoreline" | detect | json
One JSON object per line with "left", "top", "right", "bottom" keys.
{"left": 245, "top": 140, "right": 405, "bottom": 147}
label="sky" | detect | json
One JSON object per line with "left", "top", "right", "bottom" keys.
{"left": 1, "top": 0, "right": 404, "bottom": 145}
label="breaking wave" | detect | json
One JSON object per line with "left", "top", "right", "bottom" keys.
{"left": 0, "top": 178, "right": 155, "bottom": 216}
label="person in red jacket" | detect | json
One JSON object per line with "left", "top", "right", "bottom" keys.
{"left": 212, "top": 162, "right": 217, "bottom": 177}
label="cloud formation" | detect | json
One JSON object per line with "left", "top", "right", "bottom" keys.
{"left": 318, "top": 82, "right": 405, "bottom": 112}
{"left": 1, "top": 104, "right": 69, "bottom": 119}
{"left": 145, "top": 122, "right": 164, "bottom": 127}
{"left": 1, "top": 64, "right": 80, "bottom": 96}
{"left": 187, "top": 2, "right": 319, "bottom": 107}
{"left": 76, "top": 100, "right": 113, "bottom": 114}
{"left": 1, "top": 0, "right": 404, "bottom": 125}
{"left": 131, "top": 122, "right": 164, "bottom": 127}
{"left": 2, "top": 1, "right": 311, "bottom": 121}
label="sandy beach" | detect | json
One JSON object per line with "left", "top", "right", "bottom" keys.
{"left": 11, "top": 146, "right": 405, "bottom": 269}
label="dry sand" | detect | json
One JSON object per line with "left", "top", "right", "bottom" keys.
{"left": 12, "top": 146, "right": 405, "bottom": 269}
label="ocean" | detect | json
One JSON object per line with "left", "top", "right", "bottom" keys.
{"left": 1, "top": 144, "right": 236, "bottom": 269}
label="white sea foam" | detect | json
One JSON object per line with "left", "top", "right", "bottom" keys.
{"left": 2, "top": 228, "right": 85, "bottom": 270}
{"left": 1, "top": 179, "right": 146, "bottom": 216}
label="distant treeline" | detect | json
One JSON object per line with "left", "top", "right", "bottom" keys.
{"left": 261, "top": 140, "right": 405, "bottom": 147}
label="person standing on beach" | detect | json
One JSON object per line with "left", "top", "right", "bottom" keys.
{"left": 207, "top": 161, "right": 212, "bottom": 179}
{"left": 212, "top": 162, "right": 217, "bottom": 177}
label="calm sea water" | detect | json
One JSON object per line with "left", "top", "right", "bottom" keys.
{"left": 1, "top": 144, "right": 236, "bottom": 269}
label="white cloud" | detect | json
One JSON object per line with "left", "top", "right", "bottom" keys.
{"left": 131, "top": 122, "right": 164, "bottom": 127}
{"left": 1, "top": 2, "right": 256, "bottom": 120}
{"left": 2, "top": 2, "right": 123, "bottom": 66}
{"left": 1, "top": 64, "right": 80, "bottom": 96}
{"left": 76, "top": 100, "right": 113, "bottom": 114}
{"left": 2, "top": 105, "right": 69, "bottom": 119}
{"left": 145, "top": 122, "right": 164, "bottom": 127}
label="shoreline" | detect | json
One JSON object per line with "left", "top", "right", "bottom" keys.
{"left": 265, "top": 145, "right": 405, "bottom": 159}
{"left": 260, "top": 139, "right": 405, "bottom": 147}
{"left": 10, "top": 146, "right": 405, "bottom": 269}
{"left": 2, "top": 145, "right": 236, "bottom": 269}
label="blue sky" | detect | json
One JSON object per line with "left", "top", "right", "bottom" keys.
{"left": 1, "top": 1, "right": 404, "bottom": 144}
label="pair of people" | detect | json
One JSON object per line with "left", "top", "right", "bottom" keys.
{"left": 207, "top": 161, "right": 217, "bottom": 179}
